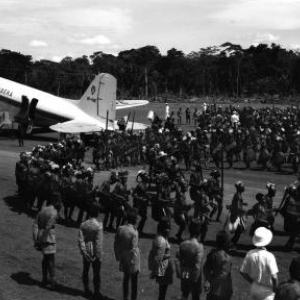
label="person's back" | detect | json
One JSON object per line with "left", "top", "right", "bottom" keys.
{"left": 178, "top": 219, "right": 204, "bottom": 300}
{"left": 275, "top": 256, "right": 300, "bottom": 300}
{"left": 241, "top": 248, "right": 276, "bottom": 288}
{"left": 240, "top": 227, "right": 278, "bottom": 300}
{"left": 180, "top": 238, "right": 203, "bottom": 280}
{"left": 204, "top": 231, "right": 233, "bottom": 300}
{"left": 38, "top": 205, "right": 57, "bottom": 228}
{"left": 275, "top": 280, "right": 300, "bottom": 300}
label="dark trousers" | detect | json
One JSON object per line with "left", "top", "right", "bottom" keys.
{"left": 42, "top": 253, "right": 55, "bottom": 283}
{"left": 207, "top": 294, "right": 232, "bottom": 300}
{"left": 158, "top": 284, "right": 168, "bottom": 300}
{"left": 231, "top": 224, "right": 244, "bottom": 245}
{"left": 123, "top": 272, "right": 138, "bottom": 300}
{"left": 181, "top": 278, "right": 202, "bottom": 300}
{"left": 82, "top": 258, "right": 101, "bottom": 294}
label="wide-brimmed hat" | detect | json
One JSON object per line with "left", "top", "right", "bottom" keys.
{"left": 253, "top": 227, "right": 273, "bottom": 247}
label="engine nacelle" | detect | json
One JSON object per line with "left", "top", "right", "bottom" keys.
{"left": 14, "top": 96, "right": 39, "bottom": 127}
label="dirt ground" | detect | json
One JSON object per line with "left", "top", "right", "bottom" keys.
{"left": 0, "top": 133, "right": 299, "bottom": 300}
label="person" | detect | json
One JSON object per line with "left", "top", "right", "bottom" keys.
{"left": 114, "top": 208, "right": 140, "bottom": 300}
{"left": 17, "top": 123, "right": 26, "bottom": 147}
{"left": 177, "top": 107, "right": 182, "bottom": 125}
{"left": 99, "top": 171, "right": 118, "bottom": 230}
{"left": 113, "top": 170, "right": 131, "bottom": 228}
{"left": 15, "top": 152, "right": 28, "bottom": 197}
{"left": 193, "top": 108, "right": 198, "bottom": 126}
{"left": 247, "top": 193, "right": 271, "bottom": 237}
{"left": 165, "top": 102, "right": 170, "bottom": 120}
{"left": 278, "top": 183, "right": 300, "bottom": 250}
{"left": 148, "top": 218, "right": 173, "bottom": 300}
{"left": 185, "top": 107, "right": 191, "bottom": 125}
{"left": 227, "top": 181, "right": 247, "bottom": 247}
{"left": 264, "top": 183, "right": 276, "bottom": 231}
{"left": 32, "top": 196, "right": 61, "bottom": 289}
{"left": 78, "top": 206, "right": 103, "bottom": 298}
{"left": 173, "top": 179, "right": 191, "bottom": 242}
{"left": 230, "top": 111, "right": 239, "bottom": 127}
{"left": 208, "top": 169, "right": 222, "bottom": 222}
{"left": 240, "top": 227, "right": 279, "bottom": 300}
{"left": 275, "top": 256, "right": 300, "bottom": 300}
{"left": 132, "top": 170, "right": 150, "bottom": 234}
{"left": 178, "top": 218, "right": 204, "bottom": 300}
{"left": 203, "top": 230, "right": 233, "bottom": 300}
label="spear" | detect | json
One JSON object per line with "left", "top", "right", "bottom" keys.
{"left": 131, "top": 111, "right": 136, "bottom": 133}
{"left": 105, "top": 110, "right": 109, "bottom": 131}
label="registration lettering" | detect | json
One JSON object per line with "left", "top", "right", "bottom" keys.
{"left": 0, "top": 87, "right": 13, "bottom": 97}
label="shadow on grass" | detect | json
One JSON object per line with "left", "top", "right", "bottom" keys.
{"left": 4, "top": 194, "right": 36, "bottom": 218}
{"left": 11, "top": 271, "right": 116, "bottom": 299}
{"left": 11, "top": 271, "right": 83, "bottom": 297}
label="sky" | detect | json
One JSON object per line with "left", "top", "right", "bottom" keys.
{"left": 0, "top": 0, "right": 300, "bottom": 62}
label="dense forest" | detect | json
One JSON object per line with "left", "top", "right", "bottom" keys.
{"left": 1, "top": 42, "right": 300, "bottom": 101}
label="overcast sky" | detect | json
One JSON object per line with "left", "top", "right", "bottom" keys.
{"left": 1, "top": 0, "right": 300, "bottom": 62}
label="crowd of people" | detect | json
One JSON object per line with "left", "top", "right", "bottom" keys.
{"left": 87, "top": 103, "right": 300, "bottom": 174}
{"left": 33, "top": 196, "right": 300, "bottom": 300}
{"left": 12, "top": 103, "right": 300, "bottom": 300}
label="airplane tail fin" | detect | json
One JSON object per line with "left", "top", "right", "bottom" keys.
{"left": 78, "top": 73, "right": 117, "bottom": 124}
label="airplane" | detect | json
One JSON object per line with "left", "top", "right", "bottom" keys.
{"left": 0, "top": 73, "right": 149, "bottom": 133}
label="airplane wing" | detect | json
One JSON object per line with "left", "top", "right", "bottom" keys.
{"left": 49, "top": 120, "right": 114, "bottom": 133}
{"left": 116, "top": 100, "right": 149, "bottom": 110}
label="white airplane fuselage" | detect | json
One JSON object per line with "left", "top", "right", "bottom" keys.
{"left": 0, "top": 77, "right": 100, "bottom": 127}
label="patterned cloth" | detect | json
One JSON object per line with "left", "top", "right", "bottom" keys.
{"left": 114, "top": 223, "right": 140, "bottom": 274}
{"left": 179, "top": 237, "right": 204, "bottom": 283}
{"left": 33, "top": 205, "right": 58, "bottom": 254}
{"left": 203, "top": 249, "right": 233, "bottom": 299}
{"left": 149, "top": 235, "right": 173, "bottom": 285}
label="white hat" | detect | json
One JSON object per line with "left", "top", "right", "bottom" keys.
{"left": 158, "top": 151, "right": 167, "bottom": 157}
{"left": 253, "top": 227, "right": 273, "bottom": 247}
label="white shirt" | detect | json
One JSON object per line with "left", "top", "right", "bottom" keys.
{"left": 165, "top": 103, "right": 170, "bottom": 119}
{"left": 240, "top": 248, "right": 278, "bottom": 300}
{"left": 231, "top": 113, "right": 239, "bottom": 124}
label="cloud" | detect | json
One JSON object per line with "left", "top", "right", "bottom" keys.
{"left": 51, "top": 56, "right": 63, "bottom": 62}
{"left": 211, "top": 0, "right": 300, "bottom": 30}
{"left": 53, "top": 7, "right": 133, "bottom": 34}
{"left": 289, "top": 44, "right": 300, "bottom": 51}
{"left": 29, "top": 40, "right": 48, "bottom": 47}
{"left": 252, "top": 33, "right": 280, "bottom": 44}
{"left": 69, "top": 35, "right": 111, "bottom": 45}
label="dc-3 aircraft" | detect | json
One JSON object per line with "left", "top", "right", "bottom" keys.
{"left": 0, "top": 73, "right": 148, "bottom": 133}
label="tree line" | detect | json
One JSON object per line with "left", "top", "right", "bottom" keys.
{"left": 0, "top": 42, "right": 300, "bottom": 101}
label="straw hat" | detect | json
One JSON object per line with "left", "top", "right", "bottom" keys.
{"left": 252, "top": 227, "right": 273, "bottom": 247}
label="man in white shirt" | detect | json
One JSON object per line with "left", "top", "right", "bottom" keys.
{"left": 240, "top": 227, "right": 278, "bottom": 300}
{"left": 231, "top": 111, "right": 239, "bottom": 125}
